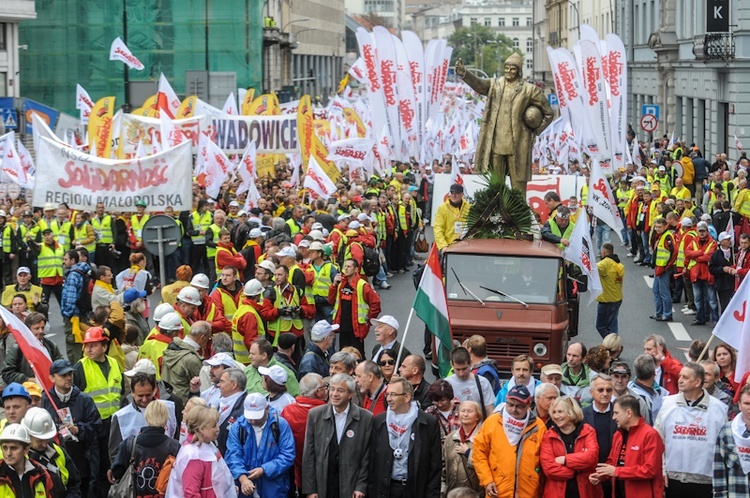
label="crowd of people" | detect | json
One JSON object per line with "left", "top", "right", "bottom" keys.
{"left": 0, "top": 145, "right": 746, "bottom": 498}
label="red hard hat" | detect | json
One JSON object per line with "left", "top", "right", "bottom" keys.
{"left": 82, "top": 327, "right": 109, "bottom": 344}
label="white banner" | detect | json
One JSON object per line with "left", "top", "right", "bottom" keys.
{"left": 547, "top": 47, "right": 585, "bottom": 143}
{"left": 373, "top": 26, "right": 402, "bottom": 157}
{"left": 564, "top": 207, "right": 603, "bottom": 304}
{"left": 208, "top": 114, "right": 299, "bottom": 155}
{"left": 327, "top": 138, "right": 375, "bottom": 166}
{"left": 356, "top": 28, "right": 388, "bottom": 152}
{"left": 76, "top": 84, "right": 94, "bottom": 124}
{"left": 589, "top": 158, "right": 625, "bottom": 242}
{"left": 109, "top": 37, "right": 144, "bottom": 70}
{"left": 33, "top": 138, "right": 192, "bottom": 212}
{"left": 119, "top": 114, "right": 204, "bottom": 158}
{"left": 605, "top": 34, "right": 628, "bottom": 171}
{"left": 402, "top": 30, "right": 426, "bottom": 152}
{"left": 577, "top": 40, "right": 612, "bottom": 172}
{"left": 304, "top": 156, "right": 337, "bottom": 200}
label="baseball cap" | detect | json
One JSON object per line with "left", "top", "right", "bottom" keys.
{"left": 658, "top": 165, "right": 666, "bottom": 171}
{"left": 449, "top": 184, "right": 464, "bottom": 194}
{"left": 348, "top": 221, "right": 361, "bottom": 230}
{"left": 277, "top": 332, "right": 298, "bottom": 350}
{"left": 229, "top": 201, "right": 240, "bottom": 207}
{"left": 506, "top": 385, "right": 532, "bottom": 403}
{"left": 16, "top": 267, "right": 31, "bottom": 275}
{"left": 700, "top": 213, "right": 712, "bottom": 221}
{"left": 258, "top": 365, "right": 288, "bottom": 385}
{"left": 203, "top": 352, "right": 236, "bottom": 368}
{"left": 298, "top": 239, "right": 311, "bottom": 248}
{"left": 308, "top": 230, "right": 325, "bottom": 241}
{"left": 22, "top": 382, "right": 42, "bottom": 399}
{"left": 238, "top": 210, "right": 248, "bottom": 217}
{"left": 719, "top": 232, "right": 733, "bottom": 242}
{"left": 49, "top": 359, "right": 74, "bottom": 376}
{"left": 124, "top": 358, "right": 157, "bottom": 377}
{"left": 697, "top": 221, "right": 709, "bottom": 230}
{"left": 277, "top": 246, "right": 296, "bottom": 258}
{"left": 311, "top": 320, "right": 340, "bottom": 342}
{"left": 308, "top": 241, "right": 325, "bottom": 252}
{"left": 680, "top": 218, "right": 693, "bottom": 227}
{"left": 123, "top": 288, "right": 147, "bottom": 304}
{"left": 244, "top": 393, "right": 268, "bottom": 420}
{"left": 541, "top": 364, "right": 563, "bottom": 377}
{"left": 370, "top": 315, "right": 400, "bottom": 331}
{"left": 610, "top": 361, "right": 631, "bottom": 376}
{"left": 337, "top": 214, "right": 351, "bottom": 222}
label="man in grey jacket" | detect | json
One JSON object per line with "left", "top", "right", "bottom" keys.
{"left": 302, "top": 373, "right": 373, "bottom": 498}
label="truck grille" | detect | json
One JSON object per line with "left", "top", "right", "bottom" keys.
{"left": 486, "top": 342, "right": 530, "bottom": 358}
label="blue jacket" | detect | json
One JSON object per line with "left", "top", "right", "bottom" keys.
{"left": 297, "top": 342, "right": 329, "bottom": 380}
{"left": 495, "top": 378, "right": 541, "bottom": 405}
{"left": 225, "top": 407, "right": 295, "bottom": 497}
{"left": 61, "top": 262, "right": 91, "bottom": 318}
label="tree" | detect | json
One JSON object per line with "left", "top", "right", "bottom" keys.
{"left": 449, "top": 24, "right": 520, "bottom": 76}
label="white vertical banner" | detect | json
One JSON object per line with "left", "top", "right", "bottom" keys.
{"left": 547, "top": 47, "right": 586, "bottom": 147}
{"left": 427, "top": 39, "right": 447, "bottom": 126}
{"left": 373, "top": 26, "right": 402, "bottom": 158}
{"left": 393, "top": 34, "right": 418, "bottom": 159}
{"left": 355, "top": 28, "right": 388, "bottom": 153}
{"left": 402, "top": 30, "right": 425, "bottom": 154}
{"left": 577, "top": 40, "right": 612, "bottom": 174}
{"left": 563, "top": 212, "right": 603, "bottom": 304}
{"left": 589, "top": 158, "right": 625, "bottom": 242}
{"left": 605, "top": 34, "right": 628, "bottom": 172}
{"left": 76, "top": 84, "right": 94, "bottom": 125}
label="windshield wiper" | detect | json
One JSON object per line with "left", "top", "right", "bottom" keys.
{"left": 480, "top": 286, "right": 529, "bottom": 308}
{"left": 451, "top": 268, "right": 485, "bottom": 306}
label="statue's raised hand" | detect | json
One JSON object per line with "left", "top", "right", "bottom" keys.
{"left": 455, "top": 58, "right": 466, "bottom": 78}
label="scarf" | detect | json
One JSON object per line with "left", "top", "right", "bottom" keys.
{"left": 502, "top": 407, "right": 530, "bottom": 447}
{"left": 503, "top": 376, "right": 536, "bottom": 397}
{"left": 731, "top": 414, "right": 750, "bottom": 474}
{"left": 95, "top": 280, "right": 114, "bottom": 294}
{"left": 218, "top": 391, "right": 244, "bottom": 426}
{"left": 459, "top": 423, "right": 479, "bottom": 443}
{"left": 386, "top": 402, "right": 419, "bottom": 452}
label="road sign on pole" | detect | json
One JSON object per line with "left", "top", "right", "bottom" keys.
{"left": 547, "top": 94, "right": 559, "bottom": 106}
{"left": 641, "top": 104, "right": 660, "bottom": 121}
{"left": 640, "top": 114, "right": 658, "bottom": 133}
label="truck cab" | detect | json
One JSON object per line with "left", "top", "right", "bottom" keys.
{"left": 443, "top": 238, "right": 579, "bottom": 372}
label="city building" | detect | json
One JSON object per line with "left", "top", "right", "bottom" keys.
{"left": 0, "top": 0, "right": 36, "bottom": 98}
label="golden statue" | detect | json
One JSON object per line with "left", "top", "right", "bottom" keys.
{"left": 456, "top": 52, "right": 554, "bottom": 195}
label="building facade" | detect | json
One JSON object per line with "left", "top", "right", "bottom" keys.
{"left": 0, "top": 0, "right": 36, "bottom": 99}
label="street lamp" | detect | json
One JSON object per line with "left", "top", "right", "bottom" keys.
{"left": 569, "top": 1, "right": 581, "bottom": 39}
{"left": 282, "top": 18, "right": 310, "bottom": 31}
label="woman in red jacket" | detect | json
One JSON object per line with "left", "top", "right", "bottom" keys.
{"left": 540, "top": 396, "right": 602, "bottom": 498}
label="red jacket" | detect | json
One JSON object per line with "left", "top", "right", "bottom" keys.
{"left": 280, "top": 396, "right": 327, "bottom": 488}
{"left": 735, "top": 247, "right": 750, "bottom": 285}
{"left": 233, "top": 297, "right": 265, "bottom": 351}
{"left": 197, "top": 295, "right": 231, "bottom": 334}
{"left": 604, "top": 419, "right": 664, "bottom": 498}
{"left": 215, "top": 241, "right": 247, "bottom": 271}
{"left": 260, "top": 283, "right": 315, "bottom": 337}
{"left": 685, "top": 236, "right": 717, "bottom": 283}
{"left": 540, "top": 423, "right": 603, "bottom": 498}
{"left": 328, "top": 274, "right": 382, "bottom": 339}
{"left": 658, "top": 349, "right": 682, "bottom": 395}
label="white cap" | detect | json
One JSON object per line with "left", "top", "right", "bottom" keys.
{"left": 16, "top": 267, "right": 31, "bottom": 275}
{"left": 0, "top": 424, "right": 30, "bottom": 444}
{"left": 44, "top": 203, "right": 56, "bottom": 211}
{"left": 259, "top": 365, "right": 288, "bottom": 385}
{"left": 311, "top": 320, "right": 339, "bottom": 342}
{"left": 249, "top": 228, "right": 263, "bottom": 238}
{"left": 719, "top": 232, "right": 733, "bottom": 242}
{"left": 244, "top": 393, "right": 268, "bottom": 420}
{"left": 309, "top": 241, "right": 325, "bottom": 252}
{"left": 371, "top": 315, "right": 400, "bottom": 331}
{"left": 680, "top": 218, "right": 693, "bottom": 227}
{"left": 337, "top": 214, "right": 351, "bottom": 222}
{"left": 277, "top": 246, "right": 296, "bottom": 258}
{"left": 348, "top": 221, "right": 361, "bottom": 230}
{"left": 124, "top": 358, "right": 157, "bottom": 377}
{"left": 203, "top": 352, "right": 236, "bottom": 367}
{"left": 190, "top": 274, "right": 211, "bottom": 289}
{"left": 298, "top": 239, "right": 311, "bottom": 248}
{"left": 229, "top": 201, "right": 240, "bottom": 207}
{"left": 357, "top": 213, "right": 371, "bottom": 222}
{"left": 700, "top": 213, "right": 711, "bottom": 221}
{"left": 311, "top": 222, "right": 324, "bottom": 230}
{"left": 238, "top": 210, "right": 248, "bottom": 217}
{"left": 308, "top": 230, "right": 325, "bottom": 241}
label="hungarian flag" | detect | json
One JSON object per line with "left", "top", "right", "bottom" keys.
{"left": 0, "top": 307, "right": 53, "bottom": 392}
{"left": 413, "top": 244, "right": 453, "bottom": 376}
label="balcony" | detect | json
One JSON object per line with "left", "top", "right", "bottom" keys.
{"left": 694, "top": 32, "right": 734, "bottom": 60}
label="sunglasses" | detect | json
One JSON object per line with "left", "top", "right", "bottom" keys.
{"left": 378, "top": 359, "right": 396, "bottom": 366}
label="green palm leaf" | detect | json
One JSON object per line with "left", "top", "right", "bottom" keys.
{"left": 464, "top": 170, "right": 533, "bottom": 240}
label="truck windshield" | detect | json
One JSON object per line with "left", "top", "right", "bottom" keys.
{"left": 445, "top": 254, "right": 560, "bottom": 305}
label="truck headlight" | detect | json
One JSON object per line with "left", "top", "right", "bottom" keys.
{"left": 533, "top": 343, "right": 548, "bottom": 357}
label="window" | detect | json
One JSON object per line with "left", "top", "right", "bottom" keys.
{"left": 484, "top": 17, "right": 491, "bottom": 26}
{"left": 513, "top": 37, "right": 519, "bottom": 48}
{"left": 470, "top": 17, "right": 478, "bottom": 25}
{"left": 498, "top": 17, "right": 506, "bottom": 26}
{"left": 527, "top": 38, "right": 533, "bottom": 52}
{"left": 526, "top": 58, "right": 533, "bottom": 70}
{"left": 527, "top": 17, "right": 532, "bottom": 26}
{"left": 0, "top": 24, "right": 6, "bottom": 51}
{"left": 513, "top": 17, "right": 519, "bottom": 26}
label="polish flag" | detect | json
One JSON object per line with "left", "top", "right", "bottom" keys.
{"left": 157, "top": 74, "right": 180, "bottom": 119}
{"left": 0, "top": 307, "right": 53, "bottom": 392}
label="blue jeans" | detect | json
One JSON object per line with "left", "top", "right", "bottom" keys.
{"left": 693, "top": 280, "right": 719, "bottom": 323}
{"left": 640, "top": 231, "right": 652, "bottom": 263}
{"left": 653, "top": 272, "right": 672, "bottom": 317}
{"left": 595, "top": 224, "right": 611, "bottom": 253}
{"left": 596, "top": 301, "right": 622, "bottom": 338}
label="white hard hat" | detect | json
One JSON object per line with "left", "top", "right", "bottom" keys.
{"left": 22, "top": 407, "right": 57, "bottom": 440}
{"left": 158, "top": 312, "right": 184, "bottom": 332}
{"left": 177, "top": 286, "right": 201, "bottom": 306}
{"left": 308, "top": 230, "right": 325, "bottom": 241}
{"left": 190, "top": 274, "right": 211, "bottom": 289}
{"left": 0, "top": 423, "right": 30, "bottom": 444}
{"left": 244, "top": 279, "right": 265, "bottom": 297}
{"left": 152, "top": 303, "right": 175, "bottom": 323}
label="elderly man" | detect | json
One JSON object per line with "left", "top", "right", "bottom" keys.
{"left": 629, "top": 354, "right": 667, "bottom": 425}
{"left": 298, "top": 320, "right": 337, "bottom": 379}
{"left": 216, "top": 367, "right": 248, "bottom": 455}
{"left": 456, "top": 53, "right": 553, "bottom": 194}
{"left": 160, "top": 320, "right": 212, "bottom": 403}
{"left": 225, "top": 393, "right": 296, "bottom": 498}
{"left": 532, "top": 382, "right": 559, "bottom": 428}
{"left": 540, "top": 363, "right": 563, "bottom": 391}
{"left": 370, "top": 315, "right": 410, "bottom": 365}
{"left": 398, "top": 355, "right": 432, "bottom": 409}
{"left": 1, "top": 266, "right": 45, "bottom": 313}
{"left": 583, "top": 373, "right": 618, "bottom": 497}
{"left": 282, "top": 373, "right": 328, "bottom": 494}
{"left": 643, "top": 334, "right": 683, "bottom": 395}
{"left": 302, "top": 373, "right": 372, "bottom": 498}
{"left": 434, "top": 183, "right": 472, "bottom": 251}
{"left": 541, "top": 205, "right": 574, "bottom": 249}
{"left": 200, "top": 352, "right": 238, "bottom": 408}
{"left": 355, "top": 360, "right": 387, "bottom": 416}
{"left": 700, "top": 360, "right": 733, "bottom": 406}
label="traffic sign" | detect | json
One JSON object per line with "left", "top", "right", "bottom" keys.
{"left": 640, "top": 114, "right": 658, "bottom": 133}
{"left": 641, "top": 104, "right": 660, "bottom": 121}
{"left": 0, "top": 109, "right": 17, "bottom": 130}
{"left": 142, "top": 215, "right": 180, "bottom": 286}
{"left": 547, "top": 94, "right": 559, "bottom": 106}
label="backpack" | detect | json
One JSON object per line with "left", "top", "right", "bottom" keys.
{"left": 73, "top": 268, "right": 94, "bottom": 316}
{"left": 238, "top": 417, "right": 281, "bottom": 446}
{"left": 475, "top": 363, "right": 502, "bottom": 395}
{"left": 337, "top": 241, "right": 380, "bottom": 277}
{"left": 154, "top": 455, "right": 175, "bottom": 494}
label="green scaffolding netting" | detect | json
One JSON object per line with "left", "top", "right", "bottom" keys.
{"left": 19, "top": 0, "right": 263, "bottom": 115}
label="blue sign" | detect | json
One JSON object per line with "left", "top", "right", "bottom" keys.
{"left": 641, "top": 104, "right": 660, "bottom": 121}
{"left": 547, "top": 94, "right": 559, "bottom": 106}
{"left": 23, "top": 99, "right": 60, "bottom": 135}
{"left": 0, "top": 98, "right": 16, "bottom": 131}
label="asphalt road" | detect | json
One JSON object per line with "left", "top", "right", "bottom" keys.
{"left": 41, "top": 229, "right": 710, "bottom": 379}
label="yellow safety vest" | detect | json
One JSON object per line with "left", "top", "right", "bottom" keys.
{"left": 286, "top": 218, "right": 301, "bottom": 236}
{"left": 333, "top": 278, "right": 369, "bottom": 325}
{"left": 397, "top": 204, "right": 408, "bottom": 231}
{"left": 332, "top": 228, "right": 348, "bottom": 258}
{"left": 51, "top": 219, "right": 72, "bottom": 249}
{"left": 1, "top": 226, "right": 12, "bottom": 254}
{"left": 686, "top": 238, "right": 717, "bottom": 270}
{"left": 268, "top": 286, "right": 303, "bottom": 335}
{"left": 548, "top": 219, "right": 575, "bottom": 250}
{"left": 138, "top": 336, "right": 171, "bottom": 380}
{"left": 37, "top": 243, "right": 64, "bottom": 279}
{"left": 615, "top": 188, "right": 631, "bottom": 209}
{"left": 216, "top": 289, "right": 239, "bottom": 320}
{"left": 232, "top": 301, "right": 265, "bottom": 365}
{"left": 52, "top": 443, "right": 70, "bottom": 486}
{"left": 74, "top": 223, "right": 95, "bottom": 253}
{"left": 91, "top": 215, "right": 114, "bottom": 245}
{"left": 375, "top": 211, "right": 387, "bottom": 241}
{"left": 580, "top": 184, "right": 589, "bottom": 206}
{"left": 740, "top": 190, "right": 750, "bottom": 218}
{"left": 312, "top": 262, "right": 334, "bottom": 297}
{"left": 206, "top": 224, "right": 222, "bottom": 258}
{"left": 81, "top": 356, "right": 123, "bottom": 420}
{"left": 655, "top": 231, "right": 673, "bottom": 267}
{"left": 215, "top": 245, "right": 238, "bottom": 271}
{"left": 0, "top": 479, "right": 46, "bottom": 498}
{"left": 289, "top": 264, "right": 313, "bottom": 300}
{"left": 130, "top": 214, "right": 150, "bottom": 243}
{"left": 675, "top": 230, "right": 697, "bottom": 268}
{"left": 190, "top": 211, "right": 213, "bottom": 244}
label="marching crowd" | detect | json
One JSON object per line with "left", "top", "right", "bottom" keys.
{"left": 0, "top": 148, "right": 746, "bottom": 498}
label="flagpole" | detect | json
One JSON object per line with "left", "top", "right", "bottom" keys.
{"left": 696, "top": 334, "right": 716, "bottom": 363}
{"left": 396, "top": 307, "right": 416, "bottom": 367}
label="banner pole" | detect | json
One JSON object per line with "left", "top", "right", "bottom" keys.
{"left": 396, "top": 307, "right": 416, "bottom": 367}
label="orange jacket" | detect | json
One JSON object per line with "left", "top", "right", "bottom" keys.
{"left": 472, "top": 411, "right": 547, "bottom": 498}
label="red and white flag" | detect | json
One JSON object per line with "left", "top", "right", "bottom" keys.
{"left": 160, "top": 113, "right": 187, "bottom": 150}
{"left": 348, "top": 57, "right": 367, "bottom": 84}
{"left": 0, "top": 134, "right": 29, "bottom": 188}
{"left": 303, "top": 156, "right": 337, "bottom": 200}
{"left": 714, "top": 274, "right": 750, "bottom": 382}
{"left": 563, "top": 211, "right": 602, "bottom": 304}
{"left": 589, "top": 158, "right": 625, "bottom": 242}
{"left": 736, "top": 132, "right": 743, "bottom": 152}
{"left": 243, "top": 182, "right": 261, "bottom": 212}
{"left": 76, "top": 84, "right": 94, "bottom": 124}
{"left": 327, "top": 138, "right": 375, "bottom": 167}
{"left": 109, "top": 37, "right": 144, "bottom": 70}
{"left": 157, "top": 74, "right": 180, "bottom": 119}
{"left": 235, "top": 141, "right": 257, "bottom": 196}
{"left": 16, "top": 139, "right": 35, "bottom": 178}
{"left": 197, "top": 133, "right": 231, "bottom": 198}
{"left": 0, "top": 306, "right": 53, "bottom": 392}
{"left": 288, "top": 153, "right": 301, "bottom": 187}
{"left": 222, "top": 92, "right": 238, "bottom": 115}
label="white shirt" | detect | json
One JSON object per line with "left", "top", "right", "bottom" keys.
{"left": 374, "top": 339, "right": 397, "bottom": 362}
{"left": 184, "top": 336, "right": 201, "bottom": 351}
{"left": 253, "top": 422, "right": 266, "bottom": 446}
{"left": 333, "top": 403, "right": 351, "bottom": 443}
{"left": 445, "top": 374, "right": 495, "bottom": 408}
